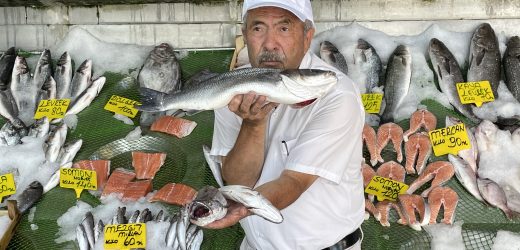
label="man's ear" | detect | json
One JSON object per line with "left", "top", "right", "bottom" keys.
{"left": 303, "top": 28, "right": 315, "bottom": 52}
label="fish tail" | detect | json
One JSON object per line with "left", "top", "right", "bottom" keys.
{"left": 136, "top": 87, "right": 166, "bottom": 111}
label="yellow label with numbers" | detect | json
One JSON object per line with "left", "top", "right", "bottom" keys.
{"left": 0, "top": 173, "right": 16, "bottom": 199}
{"left": 104, "top": 223, "right": 146, "bottom": 249}
{"left": 104, "top": 95, "right": 140, "bottom": 118}
{"left": 34, "top": 99, "right": 70, "bottom": 120}
{"left": 457, "top": 81, "right": 495, "bottom": 107}
{"left": 364, "top": 176, "right": 409, "bottom": 201}
{"left": 361, "top": 93, "right": 383, "bottom": 114}
{"left": 59, "top": 168, "right": 97, "bottom": 199}
{"left": 428, "top": 123, "right": 471, "bottom": 156}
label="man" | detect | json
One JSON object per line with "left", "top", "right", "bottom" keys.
{"left": 207, "top": 0, "right": 365, "bottom": 249}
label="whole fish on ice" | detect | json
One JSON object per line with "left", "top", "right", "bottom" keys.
{"left": 381, "top": 45, "right": 411, "bottom": 122}
{"left": 319, "top": 41, "right": 348, "bottom": 75}
{"left": 504, "top": 36, "right": 520, "bottom": 103}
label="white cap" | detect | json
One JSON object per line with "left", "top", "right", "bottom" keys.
{"left": 242, "top": 0, "right": 314, "bottom": 25}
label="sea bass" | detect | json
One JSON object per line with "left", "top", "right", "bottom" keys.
{"left": 504, "top": 36, "right": 520, "bottom": 102}
{"left": 467, "top": 23, "right": 501, "bottom": 98}
{"left": 32, "top": 49, "right": 53, "bottom": 90}
{"left": 0, "top": 47, "right": 16, "bottom": 90}
{"left": 10, "top": 56, "right": 37, "bottom": 124}
{"left": 381, "top": 45, "right": 411, "bottom": 122}
{"left": 351, "top": 39, "right": 383, "bottom": 93}
{"left": 429, "top": 38, "right": 480, "bottom": 123}
{"left": 69, "top": 59, "right": 92, "bottom": 102}
{"left": 54, "top": 52, "right": 73, "bottom": 99}
{"left": 137, "top": 68, "right": 337, "bottom": 112}
{"left": 16, "top": 181, "right": 43, "bottom": 214}
{"left": 319, "top": 41, "right": 348, "bottom": 75}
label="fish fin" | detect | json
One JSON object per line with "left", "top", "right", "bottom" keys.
{"left": 136, "top": 87, "right": 166, "bottom": 111}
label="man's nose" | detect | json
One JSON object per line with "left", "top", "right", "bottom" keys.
{"left": 262, "top": 28, "right": 279, "bottom": 51}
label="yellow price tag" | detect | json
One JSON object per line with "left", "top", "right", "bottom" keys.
{"left": 361, "top": 93, "right": 383, "bottom": 114}
{"left": 457, "top": 81, "right": 495, "bottom": 107}
{"left": 104, "top": 95, "right": 140, "bottom": 118}
{"left": 34, "top": 99, "right": 71, "bottom": 120}
{"left": 104, "top": 223, "right": 146, "bottom": 249}
{"left": 364, "top": 176, "right": 409, "bottom": 201}
{"left": 428, "top": 123, "right": 471, "bottom": 156}
{"left": 59, "top": 168, "right": 97, "bottom": 199}
{"left": 0, "top": 173, "right": 16, "bottom": 199}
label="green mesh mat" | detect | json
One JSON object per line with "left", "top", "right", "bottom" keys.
{"left": 2, "top": 49, "right": 520, "bottom": 250}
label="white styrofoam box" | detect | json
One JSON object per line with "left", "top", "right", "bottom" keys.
{"left": 1, "top": 24, "right": 68, "bottom": 51}
{"left": 0, "top": 7, "right": 26, "bottom": 25}
{"left": 27, "top": 6, "right": 68, "bottom": 25}
{"left": 69, "top": 6, "right": 98, "bottom": 25}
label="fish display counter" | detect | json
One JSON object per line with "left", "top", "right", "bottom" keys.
{"left": 1, "top": 20, "right": 520, "bottom": 249}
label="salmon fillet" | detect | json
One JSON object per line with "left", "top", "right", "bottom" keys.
{"left": 428, "top": 186, "right": 459, "bottom": 225}
{"left": 132, "top": 151, "right": 167, "bottom": 179}
{"left": 150, "top": 115, "right": 197, "bottom": 138}
{"left": 122, "top": 180, "right": 153, "bottom": 201}
{"left": 404, "top": 133, "right": 432, "bottom": 174}
{"left": 403, "top": 109, "right": 437, "bottom": 141}
{"left": 101, "top": 168, "right": 136, "bottom": 198}
{"left": 376, "top": 122, "right": 404, "bottom": 163}
{"left": 149, "top": 183, "right": 197, "bottom": 206}
{"left": 73, "top": 160, "right": 111, "bottom": 192}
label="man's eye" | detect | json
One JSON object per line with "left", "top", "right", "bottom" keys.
{"left": 280, "top": 27, "right": 289, "bottom": 32}
{"left": 252, "top": 26, "right": 262, "bottom": 32}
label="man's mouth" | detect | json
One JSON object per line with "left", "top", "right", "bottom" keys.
{"left": 260, "top": 61, "right": 283, "bottom": 68}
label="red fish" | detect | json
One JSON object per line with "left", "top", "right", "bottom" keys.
{"left": 73, "top": 160, "right": 110, "bottom": 192}
{"left": 132, "top": 151, "right": 166, "bottom": 179}
{"left": 149, "top": 183, "right": 197, "bottom": 206}
{"left": 150, "top": 115, "right": 197, "bottom": 138}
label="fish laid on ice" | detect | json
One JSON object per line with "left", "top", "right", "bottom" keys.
{"left": 362, "top": 124, "right": 379, "bottom": 166}
{"left": 54, "top": 52, "right": 73, "bottom": 99}
{"left": 381, "top": 45, "right": 411, "bottom": 122}
{"left": 28, "top": 117, "right": 49, "bottom": 138}
{"left": 446, "top": 116, "right": 478, "bottom": 173}
{"left": 38, "top": 76, "right": 57, "bottom": 101}
{"left": 32, "top": 49, "right": 53, "bottom": 91}
{"left": 376, "top": 122, "right": 404, "bottom": 163}
{"left": 477, "top": 178, "right": 517, "bottom": 220}
{"left": 149, "top": 183, "right": 197, "bottom": 206}
{"left": 504, "top": 36, "right": 520, "bottom": 103}
{"left": 448, "top": 154, "right": 483, "bottom": 202}
{"left": 376, "top": 161, "right": 406, "bottom": 183}
{"left": 375, "top": 200, "right": 407, "bottom": 227}
{"left": 0, "top": 47, "right": 16, "bottom": 90}
{"left": 351, "top": 39, "right": 383, "bottom": 93}
{"left": 467, "top": 23, "right": 501, "bottom": 99}
{"left": 10, "top": 56, "right": 37, "bottom": 124}
{"left": 132, "top": 151, "right": 166, "bottom": 179}
{"left": 0, "top": 89, "right": 21, "bottom": 125}
{"left": 69, "top": 59, "right": 92, "bottom": 101}
{"left": 0, "top": 118, "right": 26, "bottom": 146}
{"left": 76, "top": 224, "right": 90, "bottom": 250}
{"left": 407, "top": 161, "right": 455, "bottom": 197}
{"left": 427, "top": 186, "right": 459, "bottom": 225}
{"left": 57, "top": 139, "right": 83, "bottom": 166}
{"left": 136, "top": 68, "right": 337, "bottom": 112}
{"left": 404, "top": 133, "right": 431, "bottom": 175}
{"left": 319, "top": 41, "right": 348, "bottom": 75}
{"left": 429, "top": 38, "right": 480, "bottom": 123}
{"left": 81, "top": 212, "right": 95, "bottom": 249}
{"left": 65, "top": 76, "right": 106, "bottom": 116}
{"left": 398, "top": 194, "right": 430, "bottom": 231}
{"left": 150, "top": 116, "right": 197, "bottom": 138}
{"left": 15, "top": 181, "right": 43, "bottom": 214}
{"left": 43, "top": 162, "right": 72, "bottom": 193}
{"left": 403, "top": 109, "right": 437, "bottom": 141}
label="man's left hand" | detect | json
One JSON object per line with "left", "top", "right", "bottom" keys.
{"left": 203, "top": 200, "right": 251, "bottom": 229}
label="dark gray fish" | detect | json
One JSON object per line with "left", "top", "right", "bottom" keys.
{"left": 429, "top": 38, "right": 480, "bottom": 123}
{"left": 0, "top": 89, "right": 20, "bottom": 123}
{"left": 69, "top": 59, "right": 92, "bottom": 101}
{"left": 81, "top": 212, "right": 95, "bottom": 249}
{"left": 504, "top": 36, "right": 520, "bottom": 102}
{"left": 54, "top": 51, "right": 72, "bottom": 99}
{"left": 16, "top": 181, "right": 43, "bottom": 214}
{"left": 381, "top": 45, "right": 412, "bottom": 122}
{"left": 467, "top": 23, "right": 501, "bottom": 98}
{"left": 0, "top": 47, "right": 16, "bottom": 90}
{"left": 94, "top": 219, "right": 104, "bottom": 243}
{"left": 154, "top": 209, "right": 164, "bottom": 222}
{"left": 319, "top": 41, "right": 348, "bottom": 75}
{"left": 352, "top": 39, "right": 383, "bottom": 92}
{"left": 128, "top": 209, "right": 140, "bottom": 224}
{"left": 136, "top": 208, "right": 150, "bottom": 223}
{"left": 33, "top": 49, "right": 53, "bottom": 90}
{"left": 138, "top": 43, "right": 181, "bottom": 93}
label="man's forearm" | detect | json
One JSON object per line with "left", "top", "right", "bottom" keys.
{"left": 222, "top": 121, "right": 267, "bottom": 187}
{"left": 256, "top": 170, "right": 318, "bottom": 210}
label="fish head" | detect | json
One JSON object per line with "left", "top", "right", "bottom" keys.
{"left": 188, "top": 186, "right": 228, "bottom": 226}
{"left": 13, "top": 56, "right": 29, "bottom": 75}
{"left": 445, "top": 116, "right": 462, "bottom": 127}
{"left": 57, "top": 51, "right": 71, "bottom": 66}
{"left": 506, "top": 36, "right": 520, "bottom": 57}
{"left": 39, "top": 49, "right": 51, "bottom": 64}
{"left": 151, "top": 43, "right": 176, "bottom": 63}
{"left": 393, "top": 45, "right": 411, "bottom": 66}
{"left": 76, "top": 59, "right": 92, "bottom": 74}
{"left": 475, "top": 120, "right": 498, "bottom": 151}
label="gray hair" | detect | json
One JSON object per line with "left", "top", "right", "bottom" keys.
{"left": 241, "top": 13, "right": 314, "bottom": 35}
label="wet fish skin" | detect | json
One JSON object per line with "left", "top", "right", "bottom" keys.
{"left": 45, "top": 123, "right": 67, "bottom": 163}
{"left": 138, "top": 43, "right": 182, "bottom": 93}
{"left": 504, "top": 36, "right": 520, "bottom": 102}
{"left": 177, "top": 206, "right": 190, "bottom": 250}
{"left": 0, "top": 89, "right": 19, "bottom": 123}
{"left": 319, "top": 41, "right": 348, "bottom": 75}
{"left": 16, "top": 181, "right": 43, "bottom": 214}
{"left": 10, "top": 56, "right": 37, "bottom": 122}
{"left": 136, "top": 208, "right": 150, "bottom": 223}
{"left": 54, "top": 51, "right": 73, "bottom": 99}
{"left": 38, "top": 75, "right": 57, "bottom": 102}
{"left": 165, "top": 214, "right": 179, "bottom": 247}
{"left": 448, "top": 154, "right": 483, "bottom": 202}
{"left": 136, "top": 68, "right": 337, "bottom": 112}
{"left": 0, "top": 47, "right": 16, "bottom": 90}
{"left": 429, "top": 38, "right": 480, "bottom": 123}
{"left": 155, "top": 209, "right": 164, "bottom": 222}
{"left": 32, "top": 49, "right": 53, "bottom": 90}
{"left": 446, "top": 116, "right": 479, "bottom": 172}
{"left": 477, "top": 178, "right": 516, "bottom": 220}
{"left": 381, "top": 45, "right": 412, "bottom": 122}
{"left": 43, "top": 162, "right": 72, "bottom": 193}
{"left": 0, "top": 120, "right": 25, "bottom": 146}
{"left": 188, "top": 186, "right": 228, "bottom": 227}
{"left": 69, "top": 59, "right": 92, "bottom": 101}
{"left": 94, "top": 219, "right": 104, "bottom": 243}
{"left": 76, "top": 224, "right": 90, "bottom": 250}
{"left": 81, "top": 212, "right": 96, "bottom": 249}
{"left": 65, "top": 76, "right": 106, "bottom": 116}
{"left": 467, "top": 23, "right": 501, "bottom": 98}
{"left": 57, "top": 139, "right": 83, "bottom": 166}
{"left": 187, "top": 228, "right": 203, "bottom": 250}
{"left": 28, "top": 117, "right": 49, "bottom": 138}
{"left": 353, "top": 38, "right": 383, "bottom": 92}
{"left": 128, "top": 209, "right": 140, "bottom": 224}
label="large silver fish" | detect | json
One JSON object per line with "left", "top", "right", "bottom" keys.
{"left": 65, "top": 77, "right": 106, "bottom": 116}
{"left": 504, "top": 36, "right": 520, "bottom": 102}
{"left": 0, "top": 47, "right": 16, "bottom": 90}
{"left": 381, "top": 45, "right": 411, "bottom": 122}
{"left": 319, "top": 41, "right": 348, "bottom": 75}
{"left": 446, "top": 116, "right": 478, "bottom": 172}
{"left": 430, "top": 39, "right": 480, "bottom": 123}
{"left": 54, "top": 52, "right": 72, "bottom": 99}
{"left": 10, "top": 56, "right": 37, "bottom": 124}
{"left": 32, "top": 49, "right": 53, "bottom": 90}
{"left": 136, "top": 68, "right": 337, "bottom": 112}
{"left": 467, "top": 23, "right": 501, "bottom": 98}
{"left": 69, "top": 59, "right": 92, "bottom": 101}
{"left": 448, "top": 154, "right": 483, "bottom": 202}
{"left": 351, "top": 38, "right": 383, "bottom": 93}
{"left": 0, "top": 89, "right": 22, "bottom": 126}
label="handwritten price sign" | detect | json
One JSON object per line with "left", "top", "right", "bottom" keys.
{"left": 428, "top": 123, "right": 471, "bottom": 156}
{"left": 104, "top": 95, "right": 140, "bottom": 118}
{"left": 364, "top": 176, "right": 408, "bottom": 201}
{"left": 0, "top": 173, "right": 16, "bottom": 200}
{"left": 361, "top": 93, "right": 383, "bottom": 114}
{"left": 60, "top": 168, "right": 97, "bottom": 198}
{"left": 34, "top": 99, "right": 70, "bottom": 120}
{"left": 104, "top": 223, "right": 146, "bottom": 249}
{"left": 457, "top": 81, "right": 495, "bottom": 107}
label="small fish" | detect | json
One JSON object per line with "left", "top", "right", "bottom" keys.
{"left": 44, "top": 123, "right": 67, "bottom": 163}
{"left": 76, "top": 224, "right": 90, "bottom": 250}
{"left": 504, "top": 36, "right": 520, "bottom": 102}
{"left": 404, "top": 133, "right": 432, "bottom": 175}
{"left": 446, "top": 117, "right": 479, "bottom": 173}
{"left": 94, "top": 219, "right": 104, "bottom": 243}
{"left": 155, "top": 209, "right": 164, "bottom": 222}
{"left": 16, "top": 181, "right": 43, "bottom": 214}
{"left": 427, "top": 186, "right": 459, "bottom": 224}
{"left": 28, "top": 117, "right": 49, "bottom": 138}
{"left": 351, "top": 39, "right": 383, "bottom": 93}
{"left": 319, "top": 41, "right": 348, "bottom": 75}
{"left": 165, "top": 214, "right": 179, "bottom": 247}
{"left": 403, "top": 109, "right": 437, "bottom": 141}
{"left": 54, "top": 51, "right": 73, "bottom": 99}
{"left": 65, "top": 76, "right": 106, "bottom": 116}
{"left": 407, "top": 161, "right": 455, "bottom": 197}
{"left": 136, "top": 68, "right": 337, "bottom": 112}
{"left": 176, "top": 206, "right": 190, "bottom": 250}
{"left": 57, "top": 139, "right": 83, "bottom": 166}
{"left": 467, "top": 23, "right": 501, "bottom": 98}
{"left": 187, "top": 228, "right": 203, "bottom": 250}
{"left": 203, "top": 145, "right": 224, "bottom": 187}
{"left": 376, "top": 122, "right": 404, "bottom": 163}
{"left": 43, "top": 162, "right": 72, "bottom": 193}
{"left": 0, "top": 47, "right": 16, "bottom": 90}
{"left": 477, "top": 178, "right": 517, "bottom": 220}
{"left": 81, "top": 212, "right": 95, "bottom": 249}
{"left": 69, "top": 59, "right": 93, "bottom": 101}
{"left": 128, "top": 210, "right": 140, "bottom": 224}
{"left": 381, "top": 45, "right": 412, "bottom": 122}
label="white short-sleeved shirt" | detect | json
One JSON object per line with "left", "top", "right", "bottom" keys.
{"left": 211, "top": 51, "right": 365, "bottom": 250}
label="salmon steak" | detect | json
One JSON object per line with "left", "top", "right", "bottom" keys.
{"left": 73, "top": 160, "right": 110, "bottom": 192}
{"left": 404, "top": 133, "right": 432, "bottom": 175}
{"left": 362, "top": 161, "right": 376, "bottom": 201}
{"left": 363, "top": 124, "right": 379, "bottom": 166}
{"left": 376, "top": 200, "right": 407, "bottom": 227}
{"left": 150, "top": 115, "right": 197, "bottom": 138}
{"left": 407, "top": 161, "right": 455, "bottom": 197}
{"left": 427, "top": 186, "right": 459, "bottom": 225}
{"left": 149, "top": 183, "right": 197, "bottom": 206}
{"left": 376, "top": 161, "right": 406, "bottom": 183}
{"left": 101, "top": 168, "right": 136, "bottom": 198}
{"left": 398, "top": 194, "right": 430, "bottom": 231}
{"left": 403, "top": 109, "right": 437, "bottom": 141}
{"left": 365, "top": 198, "right": 380, "bottom": 220}
{"left": 132, "top": 151, "right": 167, "bottom": 179}
{"left": 376, "top": 122, "right": 404, "bottom": 163}
{"left": 122, "top": 179, "right": 153, "bottom": 201}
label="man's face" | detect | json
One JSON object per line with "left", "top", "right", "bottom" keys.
{"left": 243, "top": 7, "right": 315, "bottom": 70}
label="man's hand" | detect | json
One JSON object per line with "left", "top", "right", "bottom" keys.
{"left": 228, "top": 92, "right": 278, "bottom": 125}
{"left": 203, "top": 200, "right": 251, "bottom": 229}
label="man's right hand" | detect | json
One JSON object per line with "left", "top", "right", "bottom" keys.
{"left": 228, "top": 92, "right": 278, "bottom": 125}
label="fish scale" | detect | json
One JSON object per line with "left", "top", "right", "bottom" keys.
{"left": 381, "top": 45, "right": 411, "bottom": 122}
{"left": 504, "top": 36, "right": 520, "bottom": 102}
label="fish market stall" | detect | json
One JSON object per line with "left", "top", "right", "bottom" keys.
{"left": 2, "top": 0, "right": 520, "bottom": 249}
